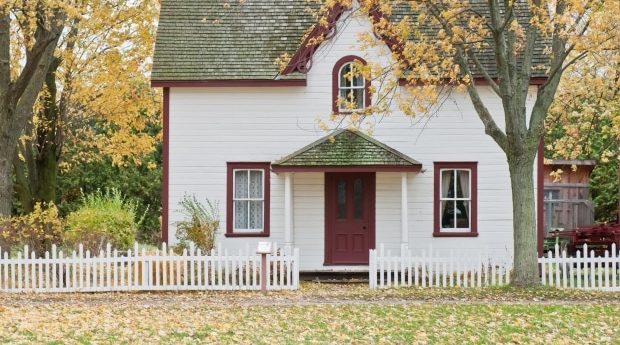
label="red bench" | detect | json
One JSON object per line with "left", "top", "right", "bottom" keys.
{"left": 555, "top": 224, "right": 620, "bottom": 256}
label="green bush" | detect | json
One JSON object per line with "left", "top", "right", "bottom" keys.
{"left": 58, "top": 154, "right": 161, "bottom": 244}
{"left": 175, "top": 195, "right": 219, "bottom": 254}
{"left": 0, "top": 202, "right": 64, "bottom": 256}
{"left": 65, "top": 188, "right": 144, "bottom": 253}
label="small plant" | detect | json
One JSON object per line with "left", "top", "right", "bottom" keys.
{"left": 175, "top": 195, "right": 219, "bottom": 254}
{"left": 65, "top": 188, "right": 144, "bottom": 253}
{"left": 0, "top": 202, "right": 64, "bottom": 256}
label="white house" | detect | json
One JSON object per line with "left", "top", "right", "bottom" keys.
{"left": 152, "top": 1, "right": 546, "bottom": 271}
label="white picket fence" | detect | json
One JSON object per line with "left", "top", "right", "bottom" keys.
{"left": 539, "top": 243, "right": 620, "bottom": 291}
{"left": 0, "top": 243, "right": 300, "bottom": 293}
{"left": 369, "top": 245, "right": 512, "bottom": 288}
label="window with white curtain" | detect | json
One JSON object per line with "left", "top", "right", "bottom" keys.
{"left": 233, "top": 169, "right": 264, "bottom": 231}
{"left": 439, "top": 169, "right": 471, "bottom": 230}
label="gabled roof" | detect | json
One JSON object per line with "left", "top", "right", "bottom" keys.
{"left": 271, "top": 129, "right": 422, "bottom": 172}
{"left": 153, "top": 0, "right": 549, "bottom": 83}
{"left": 152, "top": 0, "right": 315, "bottom": 81}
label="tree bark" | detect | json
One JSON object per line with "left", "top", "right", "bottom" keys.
{"left": 0, "top": 141, "right": 13, "bottom": 216}
{"left": 12, "top": 58, "right": 61, "bottom": 212}
{"left": 508, "top": 152, "right": 540, "bottom": 286}
{"left": 0, "top": 9, "right": 65, "bottom": 216}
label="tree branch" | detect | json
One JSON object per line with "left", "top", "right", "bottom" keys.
{"left": 467, "top": 50, "right": 501, "bottom": 95}
{"left": 0, "top": 14, "right": 9, "bottom": 97}
{"left": 425, "top": 2, "right": 507, "bottom": 151}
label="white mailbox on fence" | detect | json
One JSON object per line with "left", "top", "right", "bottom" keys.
{"left": 256, "top": 241, "right": 273, "bottom": 294}
{"left": 256, "top": 241, "right": 272, "bottom": 255}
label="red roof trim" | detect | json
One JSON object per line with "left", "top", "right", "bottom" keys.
{"left": 281, "top": 4, "right": 348, "bottom": 75}
{"left": 151, "top": 79, "right": 306, "bottom": 88}
{"left": 271, "top": 165, "right": 422, "bottom": 173}
{"left": 280, "top": 4, "right": 548, "bottom": 87}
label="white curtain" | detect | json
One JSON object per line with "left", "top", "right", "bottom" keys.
{"left": 249, "top": 201, "right": 263, "bottom": 229}
{"left": 441, "top": 170, "right": 452, "bottom": 198}
{"left": 457, "top": 170, "right": 470, "bottom": 227}
{"left": 234, "top": 171, "right": 248, "bottom": 198}
{"left": 234, "top": 170, "right": 263, "bottom": 230}
{"left": 441, "top": 170, "right": 453, "bottom": 226}
{"left": 458, "top": 170, "right": 470, "bottom": 198}
{"left": 249, "top": 171, "right": 262, "bottom": 198}
{"left": 234, "top": 200, "right": 248, "bottom": 229}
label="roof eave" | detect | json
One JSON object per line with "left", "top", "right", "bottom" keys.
{"left": 271, "top": 164, "right": 423, "bottom": 173}
{"left": 151, "top": 79, "right": 307, "bottom": 88}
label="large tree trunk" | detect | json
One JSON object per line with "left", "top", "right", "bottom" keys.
{"left": 0, "top": 146, "right": 13, "bottom": 216}
{"left": 0, "top": 100, "right": 16, "bottom": 216}
{"left": 0, "top": 9, "right": 65, "bottom": 217}
{"left": 12, "top": 59, "right": 61, "bottom": 213}
{"left": 508, "top": 153, "right": 540, "bottom": 286}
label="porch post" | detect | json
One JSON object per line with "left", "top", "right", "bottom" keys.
{"left": 401, "top": 172, "right": 409, "bottom": 253}
{"left": 284, "top": 172, "right": 294, "bottom": 251}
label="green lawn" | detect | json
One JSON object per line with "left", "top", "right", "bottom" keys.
{"left": 0, "top": 284, "right": 618, "bottom": 344}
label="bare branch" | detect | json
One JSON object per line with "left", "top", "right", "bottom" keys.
{"left": 425, "top": 2, "right": 508, "bottom": 151}
{"left": 467, "top": 50, "right": 501, "bottom": 95}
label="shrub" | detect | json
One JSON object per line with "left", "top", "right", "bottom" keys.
{"left": 65, "top": 188, "right": 143, "bottom": 253}
{"left": 0, "top": 203, "right": 64, "bottom": 256}
{"left": 58, "top": 154, "right": 162, "bottom": 244}
{"left": 175, "top": 195, "right": 219, "bottom": 254}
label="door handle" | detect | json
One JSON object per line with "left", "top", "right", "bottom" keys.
{"left": 362, "top": 226, "right": 367, "bottom": 230}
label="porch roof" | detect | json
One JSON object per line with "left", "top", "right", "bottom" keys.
{"left": 271, "top": 129, "right": 422, "bottom": 172}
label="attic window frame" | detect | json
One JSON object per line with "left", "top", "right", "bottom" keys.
{"left": 332, "top": 55, "right": 371, "bottom": 114}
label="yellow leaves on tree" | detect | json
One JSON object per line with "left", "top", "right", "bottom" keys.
{"left": 546, "top": 48, "right": 620, "bottom": 163}
{"left": 46, "top": 0, "right": 160, "bottom": 169}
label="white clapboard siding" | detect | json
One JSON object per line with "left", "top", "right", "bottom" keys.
{"left": 0, "top": 243, "right": 300, "bottom": 293}
{"left": 165, "top": 9, "right": 532, "bottom": 271}
{"left": 369, "top": 244, "right": 512, "bottom": 288}
{"left": 539, "top": 243, "right": 620, "bottom": 291}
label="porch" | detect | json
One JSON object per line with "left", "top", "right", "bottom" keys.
{"left": 271, "top": 129, "right": 422, "bottom": 271}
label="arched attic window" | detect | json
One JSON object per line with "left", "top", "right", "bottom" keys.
{"left": 332, "top": 56, "right": 371, "bottom": 113}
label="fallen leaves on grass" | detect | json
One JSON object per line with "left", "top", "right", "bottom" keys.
{"left": 0, "top": 284, "right": 618, "bottom": 344}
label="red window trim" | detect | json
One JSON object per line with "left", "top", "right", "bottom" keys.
{"left": 332, "top": 55, "right": 372, "bottom": 113}
{"left": 433, "top": 162, "right": 478, "bottom": 237}
{"left": 226, "top": 162, "right": 271, "bottom": 238}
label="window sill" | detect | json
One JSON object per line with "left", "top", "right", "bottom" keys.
{"left": 225, "top": 232, "right": 270, "bottom": 238}
{"left": 433, "top": 232, "right": 478, "bottom": 238}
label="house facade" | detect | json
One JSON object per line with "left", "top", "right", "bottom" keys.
{"left": 152, "top": 1, "right": 545, "bottom": 271}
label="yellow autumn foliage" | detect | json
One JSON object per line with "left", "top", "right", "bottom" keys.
{"left": 0, "top": 203, "right": 64, "bottom": 256}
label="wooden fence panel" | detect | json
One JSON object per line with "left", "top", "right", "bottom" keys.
{"left": 0, "top": 243, "right": 300, "bottom": 293}
{"left": 539, "top": 243, "right": 620, "bottom": 291}
{"left": 369, "top": 245, "right": 512, "bottom": 289}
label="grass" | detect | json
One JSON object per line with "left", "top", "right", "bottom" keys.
{"left": 0, "top": 283, "right": 618, "bottom": 344}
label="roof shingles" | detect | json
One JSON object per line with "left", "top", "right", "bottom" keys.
{"left": 272, "top": 129, "right": 422, "bottom": 167}
{"left": 153, "top": 0, "right": 314, "bottom": 81}
{"left": 153, "top": 0, "right": 549, "bottom": 81}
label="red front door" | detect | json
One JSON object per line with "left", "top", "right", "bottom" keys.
{"left": 325, "top": 172, "right": 375, "bottom": 265}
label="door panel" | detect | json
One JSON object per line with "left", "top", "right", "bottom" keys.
{"left": 325, "top": 172, "right": 375, "bottom": 264}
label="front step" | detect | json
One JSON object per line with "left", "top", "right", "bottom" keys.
{"left": 300, "top": 272, "right": 368, "bottom": 283}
